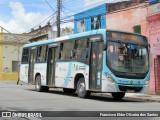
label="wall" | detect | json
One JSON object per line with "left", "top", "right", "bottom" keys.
{"left": 106, "top": 3, "right": 148, "bottom": 37}
{"left": 0, "top": 33, "right": 3, "bottom": 79}
{"left": 147, "top": 3, "right": 160, "bottom": 94}
{"left": 74, "top": 4, "right": 106, "bottom": 33}
{"left": 0, "top": 33, "right": 28, "bottom": 80}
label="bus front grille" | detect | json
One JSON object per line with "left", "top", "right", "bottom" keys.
{"left": 118, "top": 85, "right": 143, "bottom": 92}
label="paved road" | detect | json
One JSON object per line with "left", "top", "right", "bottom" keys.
{"left": 0, "top": 80, "right": 160, "bottom": 112}
{"left": 1, "top": 81, "right": 160, "bottom": 120}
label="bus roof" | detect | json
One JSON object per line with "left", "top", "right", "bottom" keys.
{"left": 23, "top": 29, "right": 147, "bottom": 48}
{"left": 107, "top": 29, "right": 147, "bottom": 38}
{"left": 23, "top": 29, "right": 106, "bottom": 48}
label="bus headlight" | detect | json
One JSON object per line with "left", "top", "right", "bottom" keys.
{"left": 106, "top": 73, "right": 114, "bottom": 82}
{"left": 145, "top": 80, "right": 149, "bottom": 85}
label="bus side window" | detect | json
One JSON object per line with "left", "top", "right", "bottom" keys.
{"left": 86, "top": 39, "right": 90, "bottom": 58}
{"left": 44, "top": 45, "right": 48, "bottom": 61}
{"left": 72, "top": 40, "right": 78, "bottom": 59}
{"left": 36, "top": 45, "right": 48, "bottom": 62}
{"left": 37, "top": 46, "right": 42, "bottom": 61}
{"left": 59, "top": 43, "right": 63, "bottom": 59}
{"left": 76, "top": 38, "right": 89, "bottom": 59}
{"left": 22, "top": 48, "right": 29, "bottom": 63}
{"left": 60, "top": 41, "right": 74, "bottom": 60}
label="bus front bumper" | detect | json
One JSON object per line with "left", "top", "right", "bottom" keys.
{"left": 101, "top": 80, "right": 150, "bottom": 94}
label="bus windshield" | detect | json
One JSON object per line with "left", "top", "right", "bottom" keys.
{"left": 107, "top": 41, "right": 149, "bottom": 74}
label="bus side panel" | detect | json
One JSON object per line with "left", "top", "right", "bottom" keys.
{"left": 72, "top": 62, "right": 89, "bottom": 90}
{"left": 101, "top": 74, "right": 117, "bottom": 92}
{"left": 72, "top": 63, "right": 89, "bottom": 90}
{"left": 34, "top": 63, "right": 47, "bottom": 86}
{"left": 55, "top": 62, "right": 70, "bottom": 88}
{"left": 20, "top": 64, "right": 29, "bottom": 83}
{"left": 55, "top": 62, "right": 89, "bottom": 89}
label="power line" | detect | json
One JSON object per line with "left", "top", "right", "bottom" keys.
{"left": 0, "top": 26, "right": 20, "bottom": 41}
{"left": 23, "top": 12, "right": 57, "bottom": 34}
{"left": 60, "top": 0, "right": 109, "bottom": 19}
{"left": 53, "top": 1, "right": 150, "bottom": 27}
{"left": 3, "top": 0, "right": 150, "bottom": 39}
{"left": 0, "top": 1, "right": 46, "bottom": 5}
{"left": 44, "top": 0, "right": 56, "bottom": 12}
{"left": 19, "top": 0, "right": 149, "bottom": 35}
{"left": 63, "top": 0, "right": 105, "bottom": 6}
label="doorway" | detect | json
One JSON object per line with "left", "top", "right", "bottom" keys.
{"left": 89, "top": 41, "right": 103, "bottom": 90}
{"left": 28, "top": 49, "right": 36, "bottom": 84}
{"left": 154, "top": 56, "right": 160, "bottom": 94}
{"left": 47, "top": 47, "right": 58, "bottom": 85}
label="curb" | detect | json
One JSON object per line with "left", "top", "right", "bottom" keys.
{"left": 124, "top": 96, "right": 160, "bottom": 103}
{"left": 94, "top": 93, "right": 160, "bottom": 103}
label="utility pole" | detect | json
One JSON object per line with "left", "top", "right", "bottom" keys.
{"left": 57, "top": 0, "right": 61, "bottom": 37}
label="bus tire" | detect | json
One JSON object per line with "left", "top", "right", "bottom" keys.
{"left": 111, "top": 92, "right": 125, "bottom": 100}
{"left": 63, "top": 88, "right": 76, "bottom": 93}
{"left": 35, "top": 75, "right": 49, "bottom": 92}
{"left": 77, "top": 77, "right": 90, "bottom": 98}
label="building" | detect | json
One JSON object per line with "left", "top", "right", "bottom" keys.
{"left": 74, "top": 0, "right": 147, "bottom": 34}
{"left": 74, "top": 0, "right": 160, "bottom": 94}
{"left": 29, "top": 22, "right": 73, "bottom": 42}
{"left": 106, "top": 0, "right": 160, "bottom": 95}
{"left": 106, "top": 0, "right": 148, "bottom": 36}
{"left": 29, "top": 22, "right": 54, "bottom": 42}
{"left": 74, "top": 4, "right": 106, "bottom": 34}
{"left": 146, "top": 0, "right": 160, "bottom": 94}
{"left": 0, "top": 31, "right": 29, "bottom": 80}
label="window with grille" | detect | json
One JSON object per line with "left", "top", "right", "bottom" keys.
{"left": 133, "top": 25, "right": 141, "bottom": 34}
{"left": 12, "top": 61, "right": 18, "bottom": 72}
{"left": 22, "top": 48, "right": 29, "bottom": 63}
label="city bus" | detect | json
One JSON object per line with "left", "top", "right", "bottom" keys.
{"left": 19, "top": 29, "right": 150, "bottom": 100}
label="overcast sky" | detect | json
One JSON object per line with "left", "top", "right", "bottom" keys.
{"left": 0, "top": 0, "right": 127, "bottom": 33}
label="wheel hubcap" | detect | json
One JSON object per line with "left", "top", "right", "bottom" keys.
{"left": 79, "top": 83, "right": 85, "bottom": 94}
{"left": 36, "top": 77, "right": 40, "bottom": 90}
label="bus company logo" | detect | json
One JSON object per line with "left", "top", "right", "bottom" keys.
{"left": 2, "top": 112, "right": 11, "bottom": 117}
{"left": 130, "top": 80, "right": 133, "bottom": 84}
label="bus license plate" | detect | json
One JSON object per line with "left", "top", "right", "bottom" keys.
{"left": 127, "top": 90, "right": 135, "bottom": 93}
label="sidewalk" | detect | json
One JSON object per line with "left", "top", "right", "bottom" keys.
{"left": 96, "top": 92, "right": 160, "bottom": 102}
{"left": 125, "top": 93, "right": 160, "bottom": 103}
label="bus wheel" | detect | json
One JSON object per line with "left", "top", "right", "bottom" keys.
{"left": 77, "top": 77, "right": 90, "bottom": 98}
{"left": 111, "top": 92, "right": 125, "bottom": 100}
{"left": 35, "top": 75, "right": 49, "bottom": 92}
{"left": 63, "top": 88, "right": 76, "bottom": 93}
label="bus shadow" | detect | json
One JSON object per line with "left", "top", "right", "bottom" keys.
{"left": 89, "top": 94, "right": 147, "bottom": 103}
{"left": 26, "top": 88, "right": 147, "bottom": 103}
{"left": 27, "top": 88, "right": 78, "bottom": 98}
{"left": 48, "top": 89, "right": 78, "bottom": 97}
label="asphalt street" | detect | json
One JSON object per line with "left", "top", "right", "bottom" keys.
{"left": 0, "top": 80, "right": 160, "bottom": 120}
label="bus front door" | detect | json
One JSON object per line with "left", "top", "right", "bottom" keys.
{"left": 90, "top": 42, "right": 103, "bottom": 90}
{"left": 28, "top": 49, "right": 36, "bottom": 84}
{"left": 47, "top": 47, "right": 58, "bottom": 85}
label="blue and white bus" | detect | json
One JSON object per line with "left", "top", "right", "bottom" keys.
{"left": 20, "top": 29, "right": 150, "bottom": 100}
